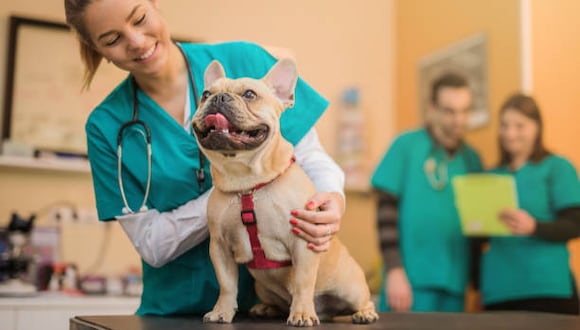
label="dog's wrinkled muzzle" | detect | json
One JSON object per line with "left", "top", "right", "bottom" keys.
{"left": 193, "top": 102, "right": 269, "bottom": 151}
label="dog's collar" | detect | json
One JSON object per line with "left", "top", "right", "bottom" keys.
{"left": 239, "top": 156, "right": 295, "bottom": 269}
{"left": 237, "top": 155, "right": 296, "bottom": 195}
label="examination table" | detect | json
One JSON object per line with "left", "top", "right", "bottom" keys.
{"left": 70, "top": 311, "right": 580, "bottom": 329}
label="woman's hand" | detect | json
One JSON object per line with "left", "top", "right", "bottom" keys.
{"left": 499, "top": 208, "right": 537, "bottom": 235}
{"left": 386, "top": 267, "right": 413, "bottom": 312}
{"left": 289, "top": 192, "right": 344, "bottom": 252}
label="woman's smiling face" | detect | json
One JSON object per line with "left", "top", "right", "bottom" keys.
{"left": 82, "top": 0, "right": 172, "bottom": 75}
{"left": 499, "top": 108, "right": 539, "bottom": 159}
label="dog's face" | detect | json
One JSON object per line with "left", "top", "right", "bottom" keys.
{"left": 192, "top": 59, "right": 297, "bottom": 158}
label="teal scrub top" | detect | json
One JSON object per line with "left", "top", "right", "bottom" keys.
{"left": 85, "top": 41, "right": 329, "bottom": 315}
{"left": 371, "top": 128, "right": 482, "bottom": 295}
{"left": 481, "top": 155, "right": 580, "bottom": 305}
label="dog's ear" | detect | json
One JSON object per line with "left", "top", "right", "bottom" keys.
{"left": 263, "top": 58, "right": 298, "bottom": 109}
{"left": 204, "top": 60, "right": 226, "bottom": 88}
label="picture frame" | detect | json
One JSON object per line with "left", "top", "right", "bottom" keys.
{"left": 417, "top": 33, "right": 489, "bottom": 129}
{"left": 1, "top": 16, "right": 128, "bottom": 156}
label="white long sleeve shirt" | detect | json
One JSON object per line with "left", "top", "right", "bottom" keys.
{"left": 116, "top": 128, "right": 345, "bottom": 267}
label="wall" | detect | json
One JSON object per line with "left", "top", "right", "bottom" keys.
{"left": 530, "top": 0, "right": 580, "bottom": 169}
{"left": 394, "top": 0, "right": 521, "bottom": 168}
{"left": 530, "top": 0, "right": 580, "bottom": 288}
{"left": 0, "top": 0, "right": 395, "bottom": 280}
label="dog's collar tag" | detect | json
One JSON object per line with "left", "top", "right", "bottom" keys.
{"left": 239, "top": 156, "right": 296, "bottom": 269}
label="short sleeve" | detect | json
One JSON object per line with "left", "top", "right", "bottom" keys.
{"left": 550, "top": 157, "right": 580, "bottom": 211}
{"left": 86, "top": 113, "right": 129, "bottom": 221}
{"left": 370, "top": 134, "right": 410, "bottom": 196}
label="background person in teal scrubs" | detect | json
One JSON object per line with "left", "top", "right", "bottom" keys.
{"left": 65, "top": 0, "right": 346, "bottom": 316}
{"left": 371, "top": 73, "right": 482, "bottom": 312}
{"left": 475, "top": 93, "right": 580, "bottom": 315}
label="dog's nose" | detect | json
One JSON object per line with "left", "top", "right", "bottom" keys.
{"left": 212, "top": 93, "right": 233, "bottom": 105}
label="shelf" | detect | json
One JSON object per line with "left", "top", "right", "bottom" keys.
{"left": 0, "top": 155, "right": 91, "bottom": 173}
{"left": 0, "top": 292, "right": 139, "bottom": 308}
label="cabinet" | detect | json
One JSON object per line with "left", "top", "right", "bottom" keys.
{"left": 0, "top": 293, "right": 139, "bottom": 330}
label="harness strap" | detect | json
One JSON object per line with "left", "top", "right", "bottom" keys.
{"left": 240, "top": 157, "right": 295, "bottom": 269}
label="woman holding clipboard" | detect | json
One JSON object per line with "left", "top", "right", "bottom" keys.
{"left": 477, "top": 93, "right": 580, "bottom": 314}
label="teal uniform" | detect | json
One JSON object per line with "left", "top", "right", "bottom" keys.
{"left": 481, "top": 155, "right": 580, "bottom": 305}
{"left": 85, "top": 42, "right": 329, "bottom": 315}
{"left": 370, "top": 128, "right": 482, "bottom": 311}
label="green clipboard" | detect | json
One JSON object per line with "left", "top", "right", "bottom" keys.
{"left": 452, "top": 174, "right": 518, "bottom": 236}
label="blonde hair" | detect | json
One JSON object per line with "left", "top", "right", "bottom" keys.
{"left": 64, "top": 0, "right": 103, "bottom": 90}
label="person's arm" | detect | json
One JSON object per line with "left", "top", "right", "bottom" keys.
{"left": 86, "top": 113, "right": 212, "bottom": 268}
{"left": 533, "top": 207, "right": 580, "bottom": 242}
{"left": 289, "top": 128, "right": 345, "bottom": 252}
{"left": 115, "top": 188, "right": 212, "bottom": 268}
{"left": 375, "top": 189, "right": 402, "bottom": 272}
{"left": 375, "top": 188, "right": 413, "bottom": 312}
{"left": 294, "top": 128, "right": 345, "bottom": 202}
{"left": 499, "top": 206, "right": 580, "bottom": 242}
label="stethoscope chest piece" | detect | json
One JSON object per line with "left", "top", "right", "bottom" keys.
{"left": 423, "top": 155, "right": 448, "bottom": 190}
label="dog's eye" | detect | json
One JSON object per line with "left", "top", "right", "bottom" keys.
{"left": 242, "top": 90, "right": 257, "bottom": 100}
{"left": 201, "top": 90, "right": 211, "bottom": 102}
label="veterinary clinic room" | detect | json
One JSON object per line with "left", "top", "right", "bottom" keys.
{"left": 1, "top": 0, "right": 580, "bottom": 329}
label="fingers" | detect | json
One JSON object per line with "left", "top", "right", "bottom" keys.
{"left": 388, "top": 290, "right": 412, "bottom": 312}
{"left": 386, "top": 268, "right": 413, "bottom": 312}
{"left": 290, "top": 218, "right": 334, "bottom": 252}
{"left": 291, "top": 208, "right": 334, "bottom": 225}
{"left": 289, "top": 192, "right": 344, "bottom": 253}
{"left": 500, "top": 217, "right": 526, "bottom": 235}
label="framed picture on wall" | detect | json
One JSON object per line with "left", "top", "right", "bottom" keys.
{"left": 1, "top": 16, "right": 193, "bottom": 157}
{"left": 1, "top": 16, "right": 129, "bottom": 156}
{"left": 418, "top": 33, "right": 489, "bottom": 129}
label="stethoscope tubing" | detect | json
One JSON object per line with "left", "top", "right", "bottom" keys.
{"left": 116, "top": 42, "right": 203, "bottom": 214}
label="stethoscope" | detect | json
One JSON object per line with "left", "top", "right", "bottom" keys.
{"left": 423, "top": 148, "right": 449, "bottom": 191}
{"left": 423, "top": 141, "right": 478, "bottom": 190}
{"left": 117, "top": 42, "right": 205, "bottom": 215}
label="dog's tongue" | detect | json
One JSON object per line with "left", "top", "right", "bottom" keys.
{"left": 204, "top": 113, "right": 230, "bottom": 130}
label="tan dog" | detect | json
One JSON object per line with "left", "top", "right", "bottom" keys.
{"left": 192, "top": 59, "right": 378, "bottom": 327}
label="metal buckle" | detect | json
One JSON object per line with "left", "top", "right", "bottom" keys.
{"left": 241, "top": 210, "right": 256, "bottom": 225}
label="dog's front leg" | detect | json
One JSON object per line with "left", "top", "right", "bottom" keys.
{"left": 287, "top": 246, "right": 321, "bottom": 327}
{"left": 203, "top": 238, "right": 239, "bottom": 323}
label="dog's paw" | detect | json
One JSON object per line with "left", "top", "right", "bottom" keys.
{"left": 287, "top": 312, "right": 320, "bottom": 327}
{"left": 203, "top": 308, "right": 236, "bottom": 324}
{"left": 249, "top": 303, "right": 282, "bottom": 318}
{"left": 351, "top": 307, "right": 379, "bottom": 324}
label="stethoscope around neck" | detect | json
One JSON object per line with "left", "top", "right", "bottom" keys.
{"left": 117, "top": 42, "right": 205, "bottom": 215}
{"left": 423, "top": 149, "right": 449, "bottom": 191}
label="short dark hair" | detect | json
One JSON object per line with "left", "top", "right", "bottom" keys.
{"left": 430, "top": 73, "right": 469, "bottom": 105}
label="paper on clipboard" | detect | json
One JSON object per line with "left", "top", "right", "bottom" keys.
{"left": 452, "top": 174, "right": 518, "bottom": 236}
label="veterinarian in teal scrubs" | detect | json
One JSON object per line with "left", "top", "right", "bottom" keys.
{"left": 371, "top": 73, "right": 482, "bottom": 312}
{"left": 65, "top": 0, "right": 346, "bottom": 316}
{"left": 478, "top": 94, "right": 580, "bottom": 315}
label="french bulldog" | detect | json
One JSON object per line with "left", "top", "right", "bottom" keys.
{"left": 192, "top": 58, "right": 378, "bottom": 327}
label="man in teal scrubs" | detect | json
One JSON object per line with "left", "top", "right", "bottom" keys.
{"left": 371, "top": 73, "right": 482, "bottom": 312}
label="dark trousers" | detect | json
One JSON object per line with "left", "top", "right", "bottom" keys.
{"left": 485, "top": 283, "right": 579, "bottom": 315}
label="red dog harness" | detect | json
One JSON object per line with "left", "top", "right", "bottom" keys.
{"left": 240, "top": 157, "right": 295, "bottom": 269}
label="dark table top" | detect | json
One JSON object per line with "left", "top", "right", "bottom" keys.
{"left": 70, "top": 312, "right": 580, "bottom": 330}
